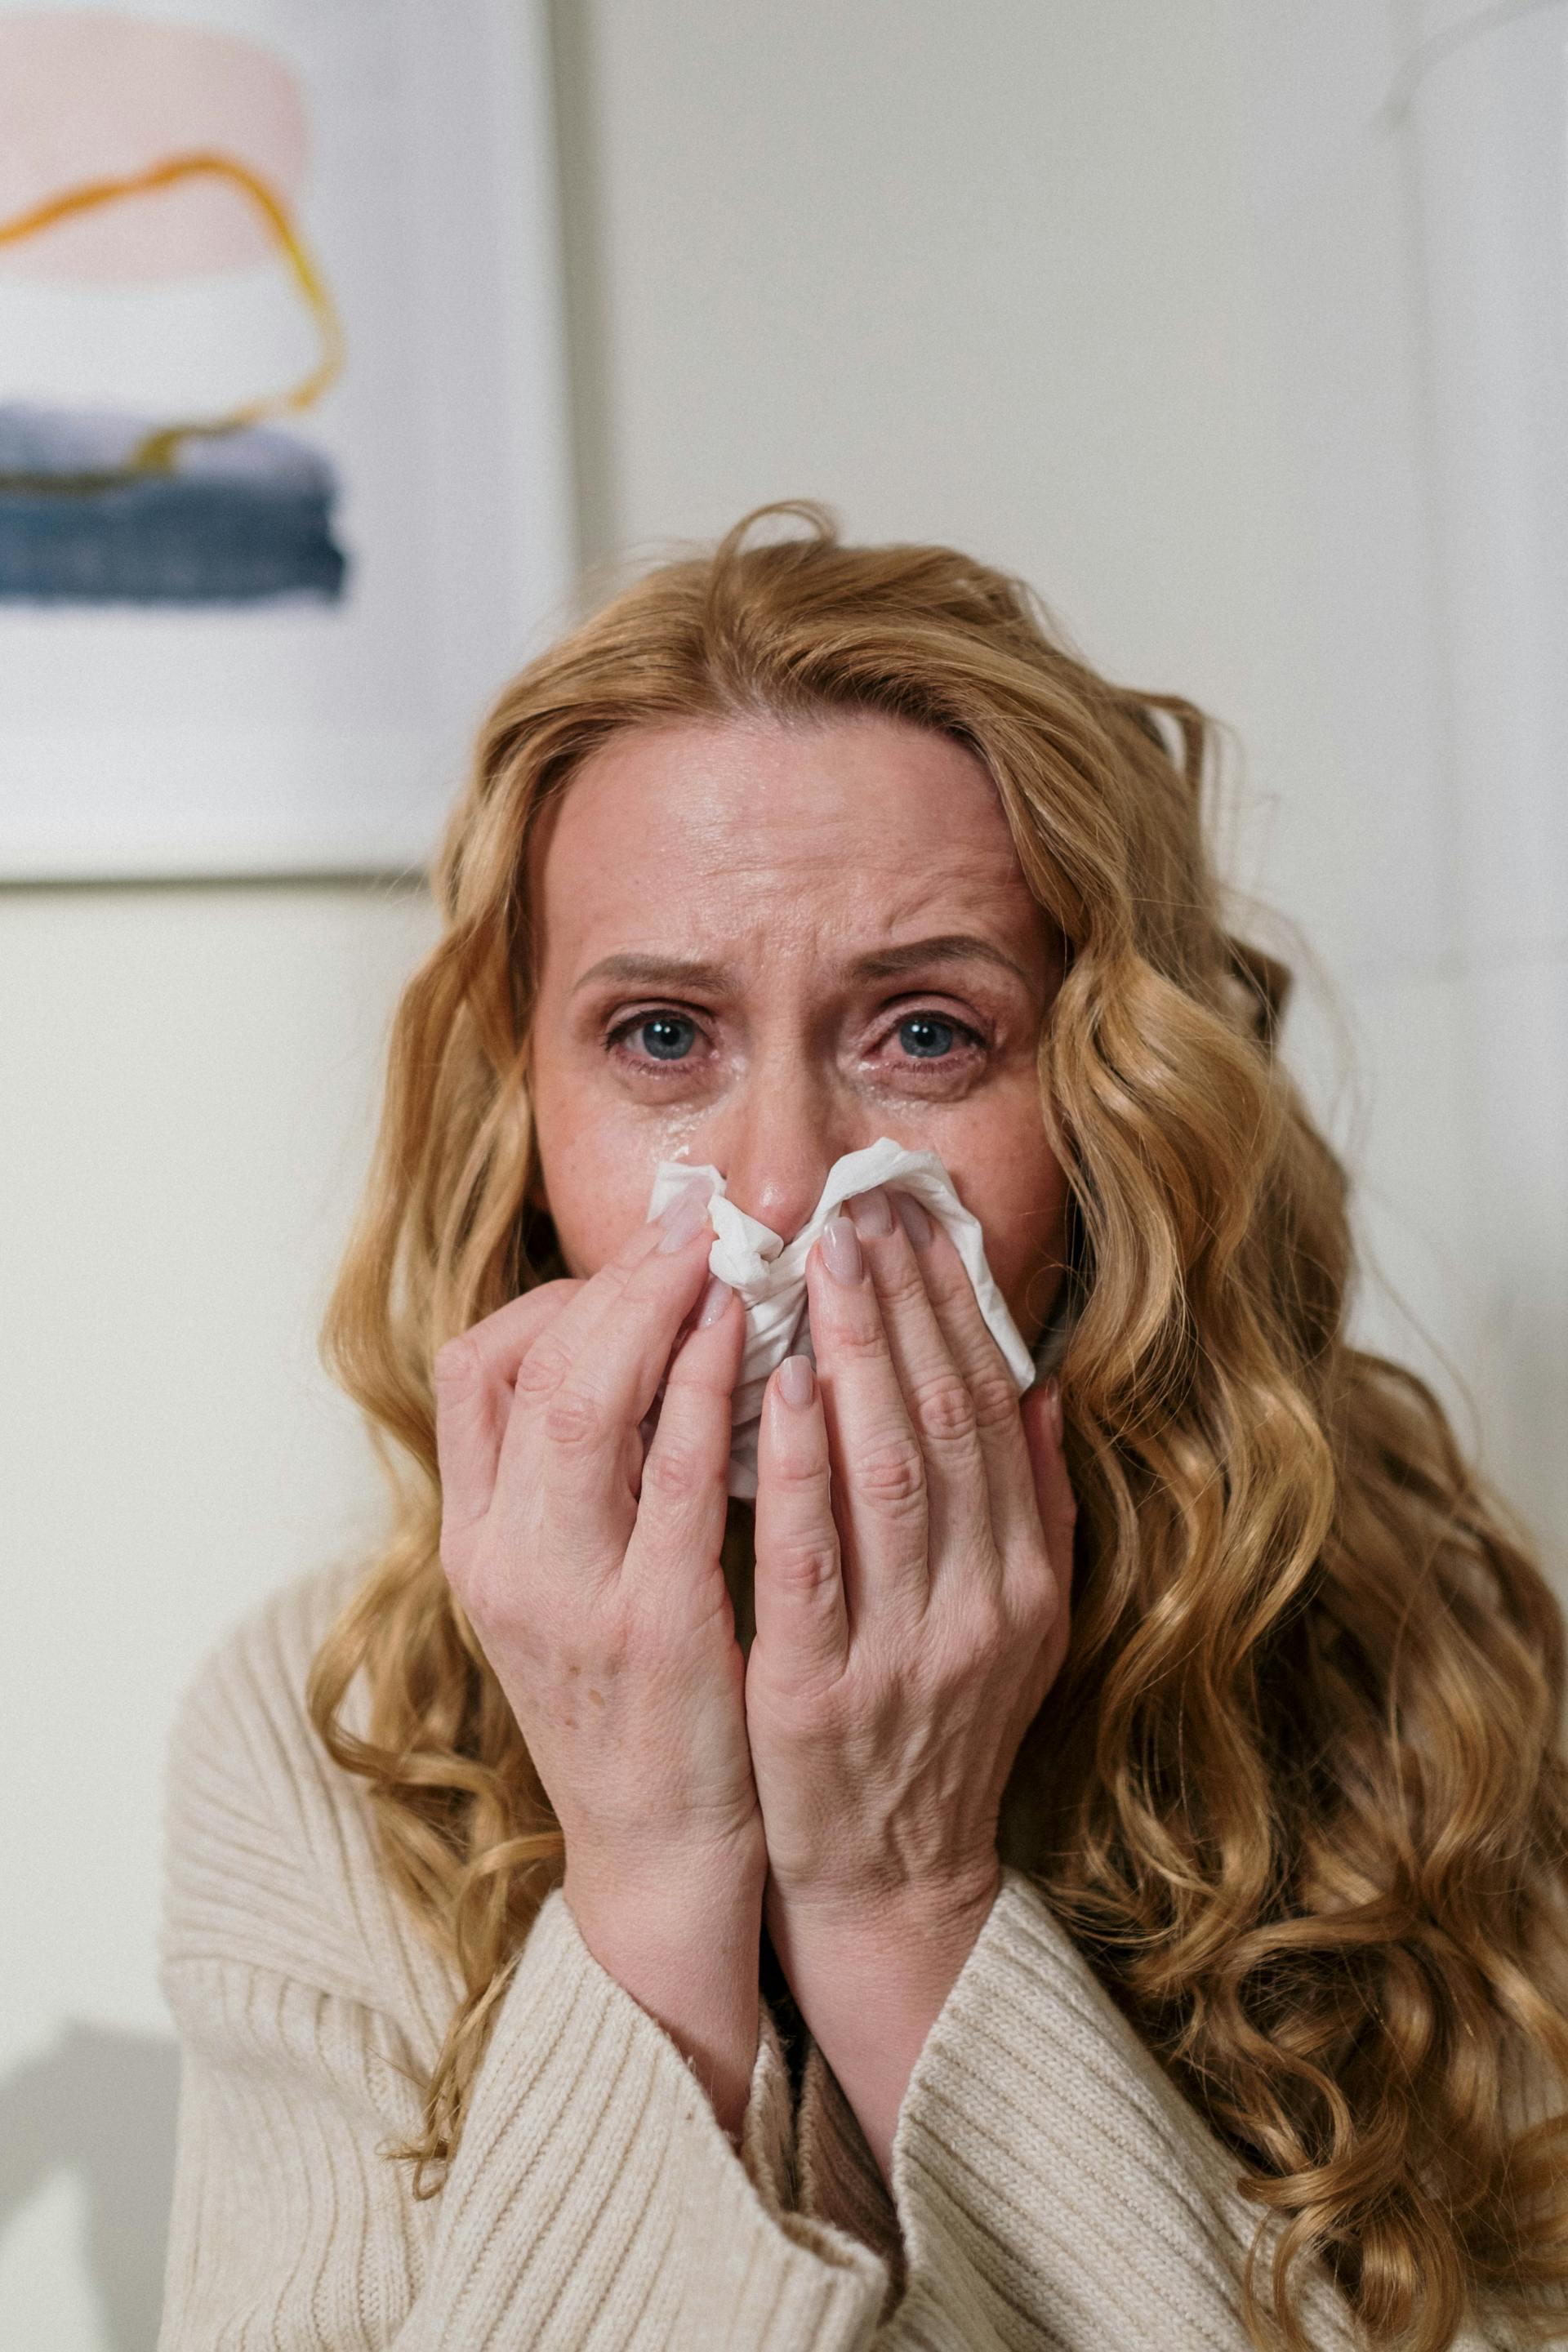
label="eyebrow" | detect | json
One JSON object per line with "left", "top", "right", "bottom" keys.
{"left": 853, "top": 934, "right": 1035, "bottom": 988}
{"left": 569, "top": 933, "right": 1036, "bottom": 997}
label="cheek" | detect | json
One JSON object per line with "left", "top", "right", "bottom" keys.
{"left": 988, "top": 1169, "right": 1071, "bottom": 1342}
{"left": 528, "top": 1062, "right": 647, "bottom": 1279}
{"left": 946, "top": 1115, "right": 1070, "bottom": 1345}
{"left": 538, "top": 1159, "right": 640, "bottom": 1280}
{"left": 529, "top": 1053, "right": 688, "bottom": 1279}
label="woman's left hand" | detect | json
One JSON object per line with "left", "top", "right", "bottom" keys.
{"left": 744, "top": 1182, "right": 1075, "bottom": 2178}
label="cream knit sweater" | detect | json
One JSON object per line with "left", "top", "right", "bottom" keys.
{"left": 157, "top": 1564, "right": 1524, "bottom": 2351}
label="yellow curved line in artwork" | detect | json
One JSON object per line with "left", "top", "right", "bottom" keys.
{"left": 0, "top": 149, "right": 344, "bottom": 474}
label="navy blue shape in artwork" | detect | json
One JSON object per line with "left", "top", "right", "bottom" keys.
{"left": 0, "top": 405, "right": 348, "bottom": 605}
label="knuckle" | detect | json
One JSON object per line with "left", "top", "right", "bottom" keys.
{"left": 910, "top": 1370, "right": 978, "bottom": 1447}
{"left": 514, "top": 1333, "right": 573, "bottom": 1408}
{"left": 766, "top": 1539, "right": 840, "bottom": 1601}
{"left": 917, "top": 1254, "right": 967, "bottom": 1313}
{"left": 855, "top": 1433, "right": 926, "bottom": 1510}
{"left": 968, "top": 1368, "right": 1021, "bottom": 1433}
{"left": 834, "top": 1316, "right": 892, "bottom": 1365}
{"left": 642, "top": 1439, "right": 707, "bottom": 1503}
{"left": 768, "top": 1445, "right": 826, "bottom": 1494}
{"left": 937, "top": 1608, "right": 1004, "bottom": 1689}
{"left": 877, "top": 1257, "right": 929, "bottom": 1313}
{"left": 542, "top": 1383, "right": 604, "bottom": 1454}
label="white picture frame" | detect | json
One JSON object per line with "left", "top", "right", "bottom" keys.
{"left": 0, "top": 0, "right": 574, "bottom": 880}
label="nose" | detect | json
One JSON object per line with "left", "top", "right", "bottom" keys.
{"left": 704, "top": 1058, "right": 858, "bottom": 1242}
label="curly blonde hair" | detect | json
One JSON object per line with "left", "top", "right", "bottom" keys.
{"left": 309, "top": 503, "right": 1568, "bottom": 2351}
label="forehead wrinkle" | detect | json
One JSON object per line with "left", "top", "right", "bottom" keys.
{"left": 564, "top": 845, "right": 1048, "bottom": 996}
{"left": 657, "top": 767, "right": 1018, "bottom": 871}
{"left": 864, "top": 866, "right": 1049, "bottom": 970}
{"left": 662, "top": 834, "right": 1031, "bottom": 922}
{"left": 538, "top": 719, "right": 1046, "bottom": 996}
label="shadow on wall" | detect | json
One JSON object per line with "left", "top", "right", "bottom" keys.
{"left": 0, "top": 2022, "right": 180, "bottom": 2350}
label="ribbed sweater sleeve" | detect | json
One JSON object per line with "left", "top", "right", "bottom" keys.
{"left": 795, "top": 1871, "right": 1522, "bottom": 2351}
{"left": 157, "top": 1569, "right": 888, "bottom": 2350}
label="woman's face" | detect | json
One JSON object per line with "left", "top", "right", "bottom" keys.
{"left": 526, "top": 711, "right": 1069, "bottom": 1346}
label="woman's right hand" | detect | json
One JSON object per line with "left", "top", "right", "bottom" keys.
{"left": 431, "top": 1181, "right": 764, "bottom": 2133}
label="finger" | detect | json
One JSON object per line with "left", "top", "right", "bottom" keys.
{"left": 626, "top": 1276, "right": 745, "bottom": 1588}
{"left": 804, "top": 1214, "right": 929, "bottom": 1606}
{"left": 501, "top": 1178, "right": 718, "bottom": 1521}
{"left": 1020, "top": 1378, "right": 1076, "bottom": 1628}
{"left": 752, "top": 1352, "right": 849, "bottom": 1677}
{"left": 843, "top": 1185, "right": 991, "bottom": 1573}
{"left": 505, "top": 1175, "right": 714, "bottom": 1416}
{"left": 497, "top": 1177, "right": 711, "bottom": 1450}
{"left": 434, "top": 1281, "right": 579, "bottom": 1538}
{"left": 889, "top": 1191, "right": 1040, "bottom": 1548}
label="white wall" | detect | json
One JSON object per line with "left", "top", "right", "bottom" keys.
{"left": 4, "top": 2, "right": 1562, "bottom": 2339}
{"left": 1, "top": 884, "right": 438, "bottom": 2345}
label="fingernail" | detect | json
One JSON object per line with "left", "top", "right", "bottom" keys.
{"left": 657, "top": 1180, "right": 711, "bottom": 1253}
{"left": 893, "top": 1190, "right": 932, "bottom": 1250}
{"left": 696, "top": 1273, "right": 731, "bottom": 1327}
{"left": 820, "top": 1214, "right": 863, "bottom": 1286}
{"left": 1044, "top": 1376, "right": 1063, "bottom": 1442}
{"left": 779, "top": 1353, "right": 815, "bottom": 1408}
{"left": 847, "top": 1185, "right": 893, "bottom": 1238}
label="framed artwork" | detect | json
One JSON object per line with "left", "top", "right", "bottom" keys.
{"left": 0, "top": 0, "right": 573, "bottom": 879}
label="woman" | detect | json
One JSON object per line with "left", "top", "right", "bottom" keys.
{"left": 158, "top": 506, "right": 1568, "bottom": 2351}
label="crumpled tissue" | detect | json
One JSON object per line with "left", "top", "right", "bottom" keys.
{"left": 645, "top": 1135, "right": 1037, "bottom": 1499}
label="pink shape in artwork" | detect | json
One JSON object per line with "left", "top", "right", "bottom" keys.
{"left": 0, "top": 12, "right": 309, "bottom": 282}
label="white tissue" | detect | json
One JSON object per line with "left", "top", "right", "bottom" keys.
{"left": 645, "top": 1136, "right": 1036, "bottom": 1499}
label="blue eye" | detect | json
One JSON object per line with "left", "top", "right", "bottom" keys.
{"left": 635, "top": 1014, "right": 697, "bottom": 1061}
{"left": 897, "top": 1014, "right": 959, "bottom": 1059}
